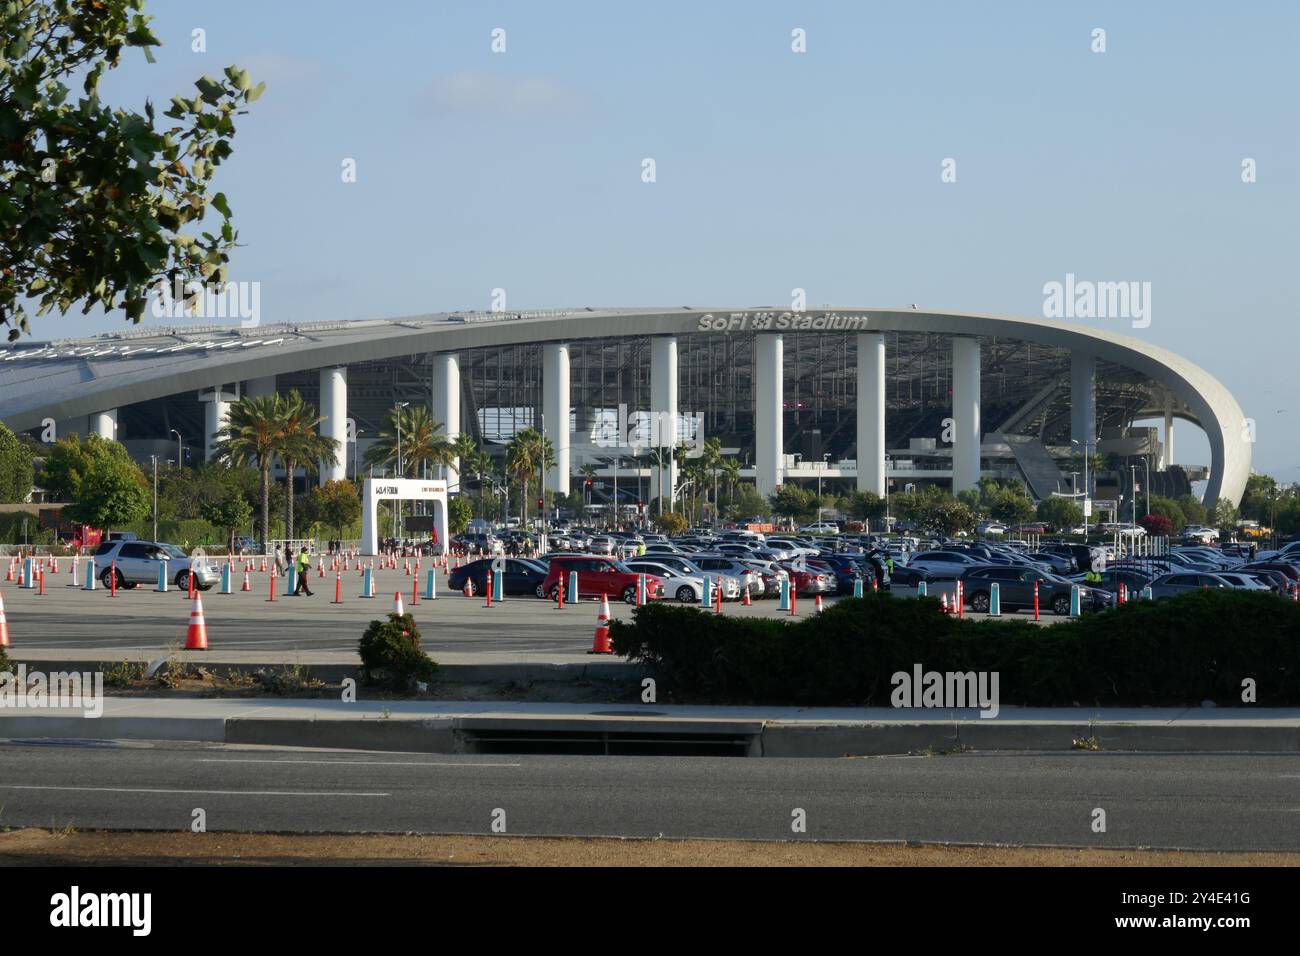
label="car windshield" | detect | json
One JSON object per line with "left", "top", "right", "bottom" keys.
{"left": 160, "top": 544, "right": 187, "bottom": 559}
{"left": 611, "top": 561, "right": 634, "bottom": 573}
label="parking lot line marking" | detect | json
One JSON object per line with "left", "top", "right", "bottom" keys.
{"left": 0, "top": 784, "right": 389, "bottom": 797}
{"left": 197, "top": 758, "right": 520, "bottom": 768}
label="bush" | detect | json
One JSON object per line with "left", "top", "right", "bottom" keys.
{"left": 609, "top": 590, "right": 1300, "bottom": 707}
{"left": 358, "top": 612, "right": 438, "bottom": 689}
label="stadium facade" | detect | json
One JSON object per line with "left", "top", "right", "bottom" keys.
{"left": 0, "top": 307, "right": 1252, "bottom": 511}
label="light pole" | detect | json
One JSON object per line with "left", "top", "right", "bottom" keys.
{"left": 885, "top": 454, "right": 892, "bottom": 535}
{"left": 1143, "top": 456, "right": 1150, "bottom": 517}
{"left": 1072, "top": 439, "right": 1093, "bottom": 538}
{"left": 394, "top": 402, "right": 409, "bottom": 539}
{"left": 170, "top": 429, "right": 183, "bottom": 469}
{"left": 353, "top": 428, "right": 361, "bottom": 481}
{"left": 151, "top": 455, "right": 158, "bottom": 542}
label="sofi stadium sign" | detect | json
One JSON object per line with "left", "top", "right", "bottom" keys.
{"left": 695, "top": 311, "right": 874, "bottom": 332}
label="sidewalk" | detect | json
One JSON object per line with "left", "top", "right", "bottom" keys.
{"left": 3, "top": 696, "right": 1298, "bottom": 756}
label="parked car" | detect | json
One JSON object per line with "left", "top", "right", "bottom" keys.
{"left": 1146, "top": 571, "right": 1236, "bottom": 598}
{"left": 448, "top": 558, "right": 549, "bottom": 597}
{"left": 93, "top": 540, "right": 220, "bottom": 591}
{"left": 541, "top": 555, "right": 666, "bottom": 604}
{"left": 908, "top": 549, "right": 984, "bottom": 580}
{"left": 958, "top": 565, "right": 1109, "bottom": 615}
{"left": 626, "top": 559, "right": 707, "bottom": 603}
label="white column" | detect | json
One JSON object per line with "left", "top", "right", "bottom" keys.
{"left": 319, "top": 367, "right": 348, "bottom": 485}
{"left": 431, "top": 353, "right": 461, "bottom": 491}
{"left": 91, "top": 410, "right": 117, "bottom": 440}
{"left": 202, "top": 394, "right": 230, "bottom": 461}
{"left": 246, "top": 376, "right": 277, "bottom": 398}
{"left": 650, "top": 336, "right": 679, "bottom": 509}
{"left": 1164, "top": 394, "right": 1175, "bottom": 468}
{"left": 542, "top": 343, "right": 570, "bottom": 495}
{"left": 952, "top": 337, "right": 981, "bottom": 492}
{"left": 1070, "top": 353, "right": 1096, "bottom": 446}
{"left": 856, "top": 333, "right": 885, "bottom": 495}
{"left": 755, "top": 334, "right": 784, "bottom": 497}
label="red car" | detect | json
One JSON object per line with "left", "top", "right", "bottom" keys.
{"left": 542, "top": 555, "right": 667, "bottom": 605}
{"left": 778, "top": 561, "right": 836, "bottom": 596}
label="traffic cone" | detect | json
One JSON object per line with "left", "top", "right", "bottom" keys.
{"left": 463, "top": 578, "right": 473, "bottom": 598}
{"left": 5, "top": 561, "right": 12, "bottom": 582}
{"left": 588, "top": 594, "right": 613, "bottom": 654}
{"left": 241, "top": 570, "right": 252, "bottom": 592}
{"left": 742, "top": 587, "right": 752, "bottom": 607}
{"left": 185, "top": 594, "right": 209, "bottom": 650}
{"left": 0, "top": 590, "right": 10, "bottom": 647}
{"left": 393, "top": 591, "right": 405, "bottom": 616}
{"left": 259, "top": 557, "right": 267, "bottom": 573}
{"left": 941, "top": 593, "right": 950, "bottom": 614}
{"left": 16, "top": 568, "right": 23, "bottom": 587}
{"left": 815, "top": 593, "right": 824, "bottom": 614}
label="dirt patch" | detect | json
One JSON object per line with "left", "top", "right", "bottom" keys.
{"left": 2, "top": 828, "right": 1296, "bottom": 867}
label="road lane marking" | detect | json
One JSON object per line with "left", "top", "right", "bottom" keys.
{"left": 197, "top": 758, "right": 520, "bottom": 767}
{"left": 1, "top": 785, "right": 389, "bottom": 797}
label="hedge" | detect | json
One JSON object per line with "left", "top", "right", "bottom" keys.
{"left": 608, "top": 590, "right": 1300, "bottom": 707}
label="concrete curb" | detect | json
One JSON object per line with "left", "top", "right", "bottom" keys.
{"left": 4, "top": 712, "right": 1298, "bottom": 755}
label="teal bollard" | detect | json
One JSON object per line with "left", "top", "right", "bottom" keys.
{"left": 1070, "top": 585, "right": 1081, "bottom": 617}
{"left": 156, "top": 560, "right": 168, "bottom": 593}
{"left": 84, "top": 559, "right": 96, "bottom": 591}
{"left": 566, "top": 569, "right": 579, "bottom": 605}
{"left": 286, "top": 564, "right": 297, "bottom": 594}
{"left": 852, "top": 577, "right": 863, "bottom": 598}
{"left": 916, "top": 580, "right": 927, "bottom": 598}
{"left": 778, "top": 576, "right": 791, "bottom": 611}
{"left": 221, "top": 563, "right": 232, "bottom": 594}
{"left": 23, "top": 557, "right": 33, "bottom": 589}
{"left": 492, "top": 566, "right": 504, "bottom": 602}
{"left": 990, "top": 581, "right": 1001, "bottom": 616}
{"left": 424, "top": 568, "right": 437, "bottom": 600}
{"left": 701, "top": 576, "right": 712, "bottom": 608}
{"left": 362, "top": 566, "right": 374, "bottom": 597}
{"left": 1141, "top": 585, "right": 1153, "bottom": 600}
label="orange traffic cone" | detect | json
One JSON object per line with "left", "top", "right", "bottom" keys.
{"left": 259, "top": 557, "right": 267, "bottom": 573}
{"left": 941, "top": 593, "right": 950, "bottom": 614}
{"left": 241, "top": 571, "right": 252, "bottom": 592}
{"left": 815, "top": 593, "right": 824, "bottom": 614}
{"left": 5, "top": 561, "right": 12, "bottom": 582}
{"left": 0, "top": 590, "right": 10, "bottom": 647}
{"left": 463, "top": 578, "right": 473, "bottom": 598}
{"left": 742, "top": 587, "right": 751, "bottom": 606}
{"left": 185, "top": 594, "right": 209, "bottom": 650}
{"left": 588, "top": 594, "right": 613, "bottom": 654}
{"left": 393, "top": 591, "right": 405, "bottom": 616}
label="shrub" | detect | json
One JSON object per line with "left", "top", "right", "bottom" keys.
{"left": 609, "top": 590, "right": 1300, "bottom": 707}
{"left": 359, "top": 612, "right": 437, "bottom": 689}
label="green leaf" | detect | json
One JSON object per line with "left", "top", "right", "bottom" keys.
{"left": 211, "top": 192, "right": 232, "bottom": 219}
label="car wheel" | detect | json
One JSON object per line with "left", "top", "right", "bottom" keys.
{"left": 548, "top": 584, "right": 561, "bottom": 601}
{"left": 676, "top": 585, "right": 695, "bottom": 603}
{"left": 622, "top": 586, "right": 637, "bottom": 605}
{"left": 535, "top": 584, "right": 548, "bottom": 599}
{"left": 1053, "top": 594, "right": 1071, "bottom": 616}
{"left": 100, "top": 569, "right": 117, "bottom": 589}
{"left": 970, "top": 591, "right": 991, "bottom": 613}
{"left": 175, "top": 570, "right": 191, "bottom": 590}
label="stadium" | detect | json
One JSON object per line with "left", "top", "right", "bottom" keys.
{"left": 0, "top": 306, "right": 1252, "bottom": 513}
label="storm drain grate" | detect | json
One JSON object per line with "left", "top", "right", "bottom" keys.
{"left": 459, "top": 728, "right": 755, "bottom": 756}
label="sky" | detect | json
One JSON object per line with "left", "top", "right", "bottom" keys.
{"left": 35, "top": 1, "right": 1300, "bottom": 480}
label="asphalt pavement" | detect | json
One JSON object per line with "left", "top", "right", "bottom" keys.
{"left": 2, "top": 740, "right": 1299, "bottom": 850}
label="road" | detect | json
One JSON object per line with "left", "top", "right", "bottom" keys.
{"left": 0, "top": 566, "right": 1052, "bottom": 655}
{"left": 2, "top": 739, "right": 1298, "bottom": 850}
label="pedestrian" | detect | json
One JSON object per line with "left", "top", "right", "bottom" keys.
{"left": 294, "top": 546, "right": 314, "bottom": 596}
{"left": 1250, "top": 542, "right": 1257, "bottom": 561}
{"left": 274, "top": 545, "right": 287, "bottom": 576}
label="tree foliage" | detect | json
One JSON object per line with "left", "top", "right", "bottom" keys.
{"left": 0, "top": 422, "right": 35, "bottom": 502}
{"left": 0, "top": 0, "right": 262, "bottom": 337}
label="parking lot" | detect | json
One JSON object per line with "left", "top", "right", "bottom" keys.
{"left": 0, "top": 559, "right": 1055, "bottom": 656}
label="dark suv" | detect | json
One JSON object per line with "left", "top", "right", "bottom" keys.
{"left": 958, "top": 565, "right": 1109, "bottom": 615}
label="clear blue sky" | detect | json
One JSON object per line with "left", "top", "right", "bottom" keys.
{"left": 64, "top": 1, "right": 1300, "bottom": 481}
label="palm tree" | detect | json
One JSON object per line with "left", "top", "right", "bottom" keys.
{"left": 701, "top": 437, "right": 722, "bottom": 523}
{"left": 278, "top": 390, "right": 336, "bottom": 542}
{"left": 364, "top": 405, "right": 454, "bottom": 478}
{"left": 450, "top": 433, "right": 478, "bottom": 492}
{"left": 506, "top": 427, "right": 554, "bottom": 524}
{"left": 213, "top": 394, "right": 286, "bottom": 551}
{"left": 580, "top": 463, "right": 597, "bottom": 509}
{"left": 720, "top": 457, "right": 742, "bottom": 509}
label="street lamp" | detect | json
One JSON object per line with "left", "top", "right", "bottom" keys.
{"left": 169, "top": 429, "right": 183, "bottom": 468}
{"left": 1071, "top": 439, "right": 1093, "bottom": 538}
{"left": 394, "top": 402, "right": 409, "bottom": 539}
{"left": 150, "top": 455, "right": 158, "bottom": 542}
{"left": 353, "top": 428, "right": 362, "bottom": 480}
